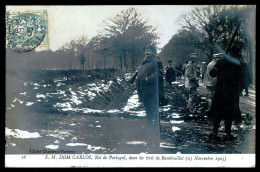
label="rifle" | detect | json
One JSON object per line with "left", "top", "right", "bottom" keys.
{"left": 225, "top": 22, "right": 241, "bottom": 54}
{"left": 127, "top": 63, "right": 142, "bottom": 84}
{"left": 223, "top": 22, "right": 242, "bottom": 66}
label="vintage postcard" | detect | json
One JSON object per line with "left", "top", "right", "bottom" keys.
{"left": 5, "top": 5, "right": 256, "bottom": 167}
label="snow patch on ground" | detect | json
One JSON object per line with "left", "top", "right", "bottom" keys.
{"left": 172, "top": 126, "right": 181, "bottom": 132}
{"left": 5, "top": 128, "right": 41, "bottom": 139}
{"left": 66, "top": 143, "right": 106, "bottom": 152}
{"left": 107, "top": 109, "right": 122, "bottom": 113}
{"left": 160, "top": 143, "right": 176, "bottom": 149}
{"left": 122, "top": 92, "right": 141, "bottom": 111}
{"left": 45, "top": 145, "right": 59, "bottom": 150}
{"left": 126, "top": 141, "right": 147, "bottom": 145}
{"left": 66, "top": 143, "right": 87, "bottom": 146}
{"left": 44, "top": 129, "right": 72, "bottom": 140}
{"left": 25, "top": 102, "right": 35, "bottom": 106}
{"left": 170, "top": 120, "right": 184, "bottom": 124}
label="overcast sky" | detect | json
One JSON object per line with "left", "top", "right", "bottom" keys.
{"left": 6, "top": 5, "right": 195, "bottom": 52}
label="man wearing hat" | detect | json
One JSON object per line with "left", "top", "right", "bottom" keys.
{"left": 209, "top": 46, "right": 243, "bottom": 140}
{"left": 185, "top": 53, "right": 199, "bottom": 113}
{"left": 165, "top": 59, "right": 176, "bottom": 88}
{"left": 136, "top": 44, "right": 166, "bottom": 150}
{"left": 204, "top": 53, "right": 223, "bottom": 111}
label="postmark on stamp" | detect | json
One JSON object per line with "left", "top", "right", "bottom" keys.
{"left": 6, "top": 10, "right": 48, "bottom": 52}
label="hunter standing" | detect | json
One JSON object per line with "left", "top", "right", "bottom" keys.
{"left": 204, "top": 53, "right": 223, "bottom": 111}
{"left": 209, "top": 45, "right": 243, "bottom": 140}
{"left": 165, "top": 59, "right": 176, "bottom": 88}
{"left": 136, "top": 44, "right": 165, "bottom": 149}
{"left": 185, "top": 53, "right": 199, "bottom": 113}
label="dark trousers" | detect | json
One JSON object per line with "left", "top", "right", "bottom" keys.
{"left": 212, "top": 116, "right": 233, "bottom": 136}
{"left": 143, "top": 94, "right": 160, "bottom": 145}
{"left": 167, "top": 81, "right": 172, "bottom": 88}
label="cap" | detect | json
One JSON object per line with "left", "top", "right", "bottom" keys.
{"left": 168, "top": 59, "right": 172, "bottom": 63}
{"left": 189, "top": 53, "right": 198, "bottom": 59}
{"left": 213, "top": 53, "right": 223, "bottom": 58}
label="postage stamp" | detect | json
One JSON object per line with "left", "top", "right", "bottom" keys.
{"left": 6, "top": 10, "right": 48, "bottom": 52}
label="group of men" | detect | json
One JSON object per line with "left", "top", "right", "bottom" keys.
{"left": 131, "top": 44, "right": 251, "bottom": 150}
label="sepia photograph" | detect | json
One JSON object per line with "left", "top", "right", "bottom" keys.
{"left": 5, "top": 4, "right": 256, "bottom": 167}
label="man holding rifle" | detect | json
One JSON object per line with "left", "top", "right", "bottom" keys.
{"left": 129, "top": 44, "right": 166, "bottom": 151}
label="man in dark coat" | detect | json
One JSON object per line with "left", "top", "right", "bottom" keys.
{"left": 209, "top": 46, "right": 243, "bottom": 140}
{"left": 175, "top": 63, "right": 183, "bottom": 80}
{"left": 165, "top": 60, "right": 176, "bottom": 88}
{"left": 136, "top": 44, "right": 165, "bottom": 149}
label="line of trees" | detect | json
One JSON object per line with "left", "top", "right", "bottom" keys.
{"left": 7, "top": 7, "right": 158, "bottom": 72}
{"left": 6, "top": 6, "right": 255, "bottom": 84}
{"left": 159, "top": 5, "right": 255, "bottom": 84}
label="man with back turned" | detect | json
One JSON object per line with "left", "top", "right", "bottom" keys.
{"left": 209, "top": 45, "right": 243, "bottom": 140}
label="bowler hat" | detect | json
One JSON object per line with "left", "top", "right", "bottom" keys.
{"left": 143, "top": 44, "right": 157, "bottom": 54}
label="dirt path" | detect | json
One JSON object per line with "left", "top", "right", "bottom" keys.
{"left": 5, "top": 75, "right": 256, "bottom": 154}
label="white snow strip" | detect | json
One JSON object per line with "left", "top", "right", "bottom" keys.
{"left": 170, "top": 113, "right": 181, "bottom": 119}
{"left": 107, "top": 109, "right": 122, "bottom": 113}
{"left": 66, "top": 143, "right": 87, "bottom": 146}
{"left": 172, "top": 81, "right": 180, "bottom": 84}
{"left": 19, "top": 92, "right": 27, "bottom": 95}
{"left": 54, "top": 140, "right": 60, "bottom": 144}
{"left": 81, "top": 108, "right": 103, "bottom": 113}
{"left": 126, "top": 141, "right": 147, "bottom": 145}
{"left": 23, "top": 82, "right": 28, "bottom": 86}
{"left": 18, "top": 100, "right": 24, "bottom": 104}
{"left": 122, "top": 93, "right": 141, "bottom": 111}
{"left": 5, "top": 128, "right": 41, "bottom": 139}
{"left": 170, "top": 120, "right": 184, "bottom": 124}
{"left": 54, "top": 77, "right": 67, "bottom": 82}
{"left": 172, "top": 126, "right": 181, "bottom": 132}
{"left": 96, "top": 125, "right": 101, "bottom": 128}
{"left": 160, "top": 143, "right": 176, "bottom": 149}
{"left": 45, "top": 145, "right": 59, "bottom": 150}
{"left": 25, "top": 102, "right": 34, "bottom": 106}
{"left": 87, "top": 145, "right": 106, "bottom": 152}
{"left": 70, "top": 123, "right": 76, "bottom": 126}
{"left": 12, "top": 98, "right": 18, "bottom": 103}
{"left": 128, "top": 111, "right": 146, "bottom": 117}
{"left": 66, "top": 143, "right": 106, "bottom": 152}
{"left": 36, "top": 94, "right": 46, "bottom": 99}
{"left": 87, "top": 91, "right": 96, "bottom": 100}
{"left": 10, "top": 143, "right": 16, "bottom": 146}
{"left": 45, "top": 130, "right": 72, "bottom": 140}
{"left": 70, "top": 91, "right": 82, "bottom": 105}
{"left": 163, "top": 107, "right": 171, "bottom": 112}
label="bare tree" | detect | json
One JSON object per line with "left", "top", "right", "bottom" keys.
{"left": 96, "top": 7, "right": 158, "bottom": 71}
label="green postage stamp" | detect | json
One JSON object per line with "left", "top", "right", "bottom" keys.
{"left": 6, "top": 10, "right": 48, "bottom": 52}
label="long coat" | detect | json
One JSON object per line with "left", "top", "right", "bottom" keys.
{"left": 136, "top": 55, "right": 164, "bottom": 104}
{"left": 165, "top": 65, "right": 176, "bottom": 82}
{"left": 185, "top": 61, "right": 199, "bottom": 89}
{"left": 209, "top": 56, "right": 242, "bottom": 121}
